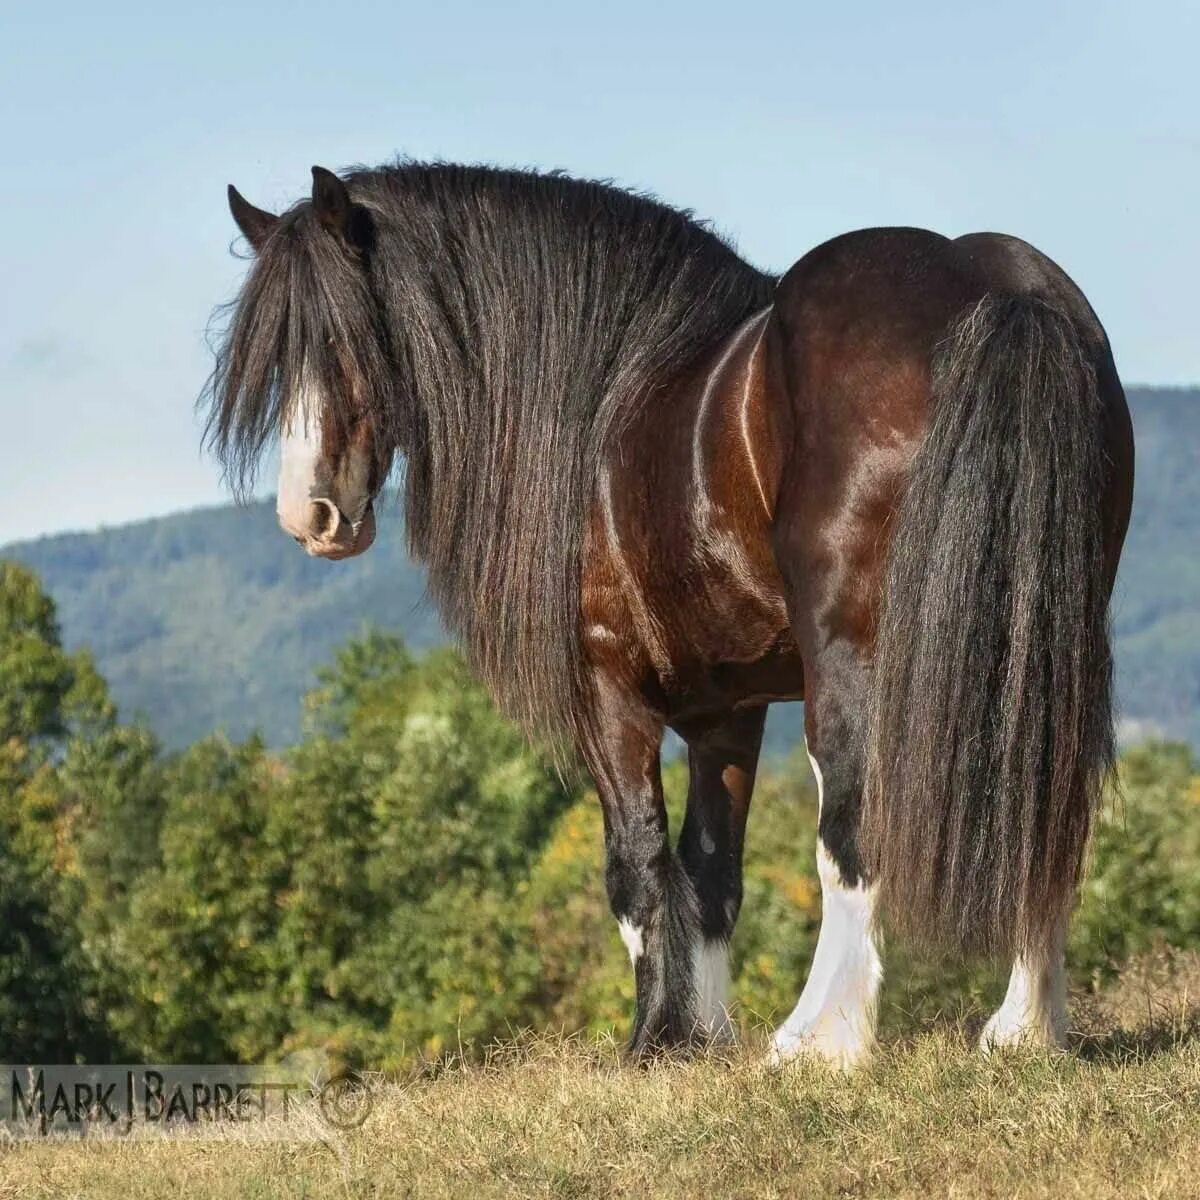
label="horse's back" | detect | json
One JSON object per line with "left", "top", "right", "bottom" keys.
{"left": 766, "top": 224, "right": 1132, "bottom": 650}
{"left": 774, "top": 225, "right": 1114, "bottom": 352}
{"left": 769, "top": 223, "right": 1131, "bottom": 481}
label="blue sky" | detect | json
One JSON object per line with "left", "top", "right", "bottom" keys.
{"left": 2, "top": 0, "right": 1196, "bottom": 545}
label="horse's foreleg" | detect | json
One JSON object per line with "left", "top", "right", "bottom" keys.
{"left": 770, "top": 649, "right": 883, "bottom": 1070}
{"left": 981, "top": 921, "right": 1068, "bottom": 1052}
{"left": 587, "top": 681, "right": 702, "bottom": 1058}
{"left": 676, "top": 706, "right": 766, "bottom": 1041}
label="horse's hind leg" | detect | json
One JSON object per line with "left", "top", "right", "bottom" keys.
{"left": 981, "top": 920, "right": 1068, "bottom": 1052}
{"left": 675, "top": 706, "right": 766, "bottom": 1040}
{"left": 770, "top": 645, "right": 883, "bottom": 1070}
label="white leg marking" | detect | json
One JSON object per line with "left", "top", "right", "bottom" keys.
{"left": 617, "top": 918, "right": 645, "bottom": 966}
{"left": 981, "top": 932, "right": 1067, "bottom": 1052}
{"left": 692, "top": 938, "right": 734, "bottom": 1041}
{"left": 769, "top": 751, "right": 883, "bottom": 1070}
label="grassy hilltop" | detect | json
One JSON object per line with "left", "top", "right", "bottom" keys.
{"left": 5, "top": 997, "right": 1200, "bottom": 1200}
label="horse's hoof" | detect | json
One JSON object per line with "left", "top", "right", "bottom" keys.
{"left": 766, "top": 1026, "right": 874, "bottom": 1073}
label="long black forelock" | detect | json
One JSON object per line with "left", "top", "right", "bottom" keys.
{"left": 204, "top": 201, "right": 398, "bottom": 498}
{"left": 204, "top": 160, "right": 773, "bottom": 753}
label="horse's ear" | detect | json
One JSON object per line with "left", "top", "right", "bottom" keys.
{"left": 227, "top": 184, "right": 278, "bottom": 251}
{"left": 311, "top": 166, "right": 353, "bottom": 237}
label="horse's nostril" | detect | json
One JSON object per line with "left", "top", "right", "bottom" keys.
{"left": 308, "top": 499, "right": 342, "bottom": 540}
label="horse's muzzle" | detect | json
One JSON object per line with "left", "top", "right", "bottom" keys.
{"left": 299, "top": 499, "right": 376, "bottom": 560}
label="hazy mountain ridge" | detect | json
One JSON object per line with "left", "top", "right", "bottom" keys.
{"left": 5, "top": 500, "right": 444, "bottom": 747}
{"left": 5, "top": 387, "right": 1197, "bottom": 753}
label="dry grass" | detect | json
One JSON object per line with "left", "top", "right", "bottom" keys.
{"left": 4, "top": 966, "right": 1199, "bottom": 1200}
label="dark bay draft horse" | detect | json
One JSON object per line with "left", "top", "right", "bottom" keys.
{"left": 209, "top": 162, "right": 1133, "bottom": 1066}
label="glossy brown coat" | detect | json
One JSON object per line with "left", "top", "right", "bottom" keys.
{"left": 578, "top": 227, "right": 1132, "bottom": 1054}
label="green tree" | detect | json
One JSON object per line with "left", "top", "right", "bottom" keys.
{"left": 1072, "top": 741, "right": 1200, "bottom": 983}
{"left": 106, "top": 635, "right": 579, "bottom": 1067}
{"left": 0, "top": 562, "right": 117, "bottom": 1060}
{"left": 284, "top": 641, "right": 578, "bottom": 1065}
{"left": 104, "top": 736, "right": 280, "bottom": 1061}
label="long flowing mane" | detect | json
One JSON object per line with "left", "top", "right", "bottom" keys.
{"left": 206, "top": 162, "right": 773, "bottom": 752}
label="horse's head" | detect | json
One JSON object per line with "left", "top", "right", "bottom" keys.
{"left": 212, "top": 167, "right": 393, "bottom": 561}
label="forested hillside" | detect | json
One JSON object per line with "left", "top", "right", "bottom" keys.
{"left": 1108, "top": 388, "right": 1200, "bottom": 744}
{"left": 3, "top": 387, "right": 1197, "bottom": 751}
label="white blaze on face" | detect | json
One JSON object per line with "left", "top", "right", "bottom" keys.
{"left": 276, "top": 384, "right": 326, "bottom": 540}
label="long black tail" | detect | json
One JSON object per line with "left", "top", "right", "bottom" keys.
{"left": 863, "top": 294, "right": 1115, "bottom": 958}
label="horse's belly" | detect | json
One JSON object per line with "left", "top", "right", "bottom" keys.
{"left": 659, "top": 589, "right": 804, "bottom": 727}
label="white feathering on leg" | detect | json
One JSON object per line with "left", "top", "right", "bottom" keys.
{"left": 769, "top": 750, "right": 883, "bottom": 1070}
{"left": 692, "top": 938, "right": 734, "bottom": 1040}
